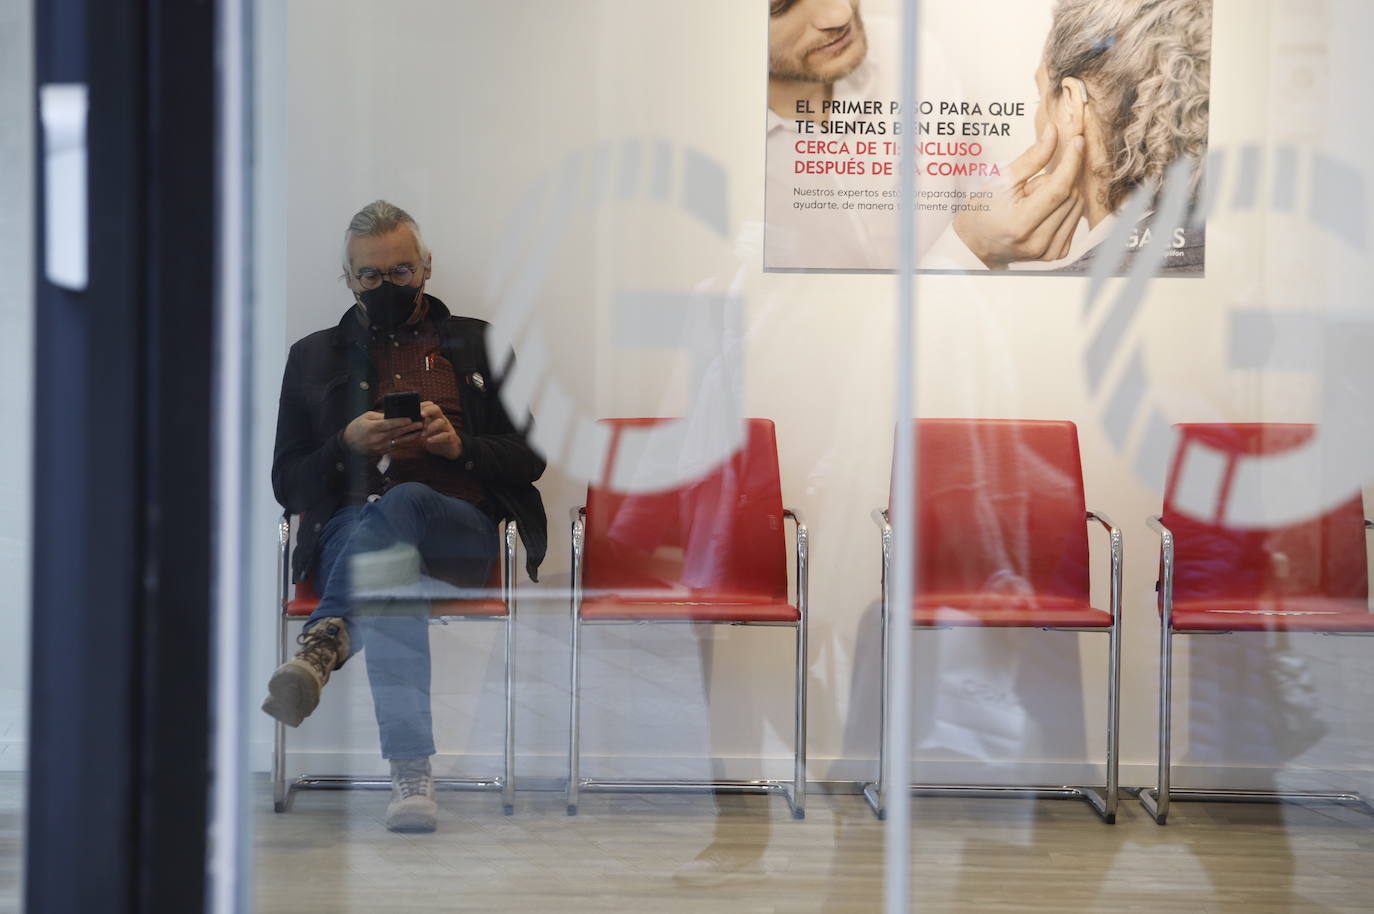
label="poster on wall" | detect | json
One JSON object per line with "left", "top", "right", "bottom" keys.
{"left": 764, "top": 0, "right": 1213, "bottom": 275}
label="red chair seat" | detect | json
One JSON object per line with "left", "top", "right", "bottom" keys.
{"left": 285, "top": 559, "right": 507, "bottom": 619}
{"left": 913, "top": 594, "right": 1112, "bottom": 629}
{"left": 285, "top": 596, "right": 508, "bottom": 618}
{"left": 579, "top": 596, "right": 800, "bottom": 623}
{"left": 1171, "top": 597, "right": 1374, "bottom": 632}
{"left": 1160, "top": 425, "right": 1371, "bottom": 635}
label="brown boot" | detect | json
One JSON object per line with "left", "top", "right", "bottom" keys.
{"left": 261, "top": 617, "right": 350, "bottom": 727}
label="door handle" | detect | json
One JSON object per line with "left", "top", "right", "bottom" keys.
{"left": 39, "top": 83, "right": 88, "bottom": 291}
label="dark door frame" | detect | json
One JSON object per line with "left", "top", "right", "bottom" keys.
{"left": 29, "top": 0, "right": 219, "bottom": 911}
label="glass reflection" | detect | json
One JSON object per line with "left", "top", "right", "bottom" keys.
{"left": 242, "top": 1, "right": 1374, "bottom": 912}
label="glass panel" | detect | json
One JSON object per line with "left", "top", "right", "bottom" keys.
{"left": 0, "top": 0, "right": 33, "bottom": 909}
{"left": 236, "top": 0, "right": 1374, "bottom": 912}
{"left": 904, "top": 0, "right": 1374, "bottom": 910}
{"left": 246, "top": 0, "right": 896, "bottom": 909}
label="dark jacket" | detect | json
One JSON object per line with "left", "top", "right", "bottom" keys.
{"left": 272, "top": 296, "right": 547, "bottom": 582}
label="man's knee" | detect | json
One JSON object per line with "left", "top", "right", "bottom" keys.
{"left": 368, "top": 482, "right": 438, "bottom": 524}
{"left": 379, "top": 481, "right": 436, "bottom": 508}
{"left": 364, "top": 482, "right": 442, "bottom": 540}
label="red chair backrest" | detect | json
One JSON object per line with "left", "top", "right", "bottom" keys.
{"left": 582, "top": 418, "right": 788, "bottom": 602}
{"left": 1162, "top": 423, "right": 1368, "bottom": 603}
{"left": 902, "top": 419, "right": 1090, "bottom": 602}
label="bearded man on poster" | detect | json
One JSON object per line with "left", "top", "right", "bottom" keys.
{"left": 765, "top": 0, "right": 888, "bottom": 270}
{"left": 768, "top": 0, "right": 872, "bottom": 121}
{"left": 766, "top": 0, "right": 973, "bottom": 271}
{"left": 262, "top": 200, "right": 546, "bottom": 832}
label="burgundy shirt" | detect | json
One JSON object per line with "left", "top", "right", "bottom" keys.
{"left": 365, "top": 304, "right": 486, "bottom": 507}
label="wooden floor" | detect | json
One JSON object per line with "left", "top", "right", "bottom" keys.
{"left": 4, "top": 771, "right": 1373, "bottom": 912}
{"left": 250, "top": 782, "right": 1374, "bottom": 913}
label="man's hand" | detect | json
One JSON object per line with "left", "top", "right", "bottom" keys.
{"left": 953, "top": 123, "right": 1086, "bottom": 269}
{"left": 343, "top": 411, "right": 423, "bottom": 458}
{"left": 420, "top": 401, "right": 463, "bottom": 461}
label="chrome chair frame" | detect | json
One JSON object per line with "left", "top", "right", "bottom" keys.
{"left": 1138, "top": 515, "right": 1374, "bottom": 824}
{"left": 863, "top": 508, "right": 1123, "bottom": 823}
{"left": 272, "top": 514, "right": 520, "bottom": 815}
{"left": 565, "top": 506, "right": 809, "bottom": 819}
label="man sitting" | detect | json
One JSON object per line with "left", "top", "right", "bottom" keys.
{"left": 262, "top": 199, "right": 546, "bottom": 832}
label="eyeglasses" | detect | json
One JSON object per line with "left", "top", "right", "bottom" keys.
{"left": 354, "top": 263, "right": 419, "bottom": 290}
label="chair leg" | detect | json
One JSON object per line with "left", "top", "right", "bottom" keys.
{"left": 863, "top": 589, "right": 889, "bottom": 819}
{"left": 272, "top": 720, "right": 287, "bottom": 814}
{"left": 1141, "top": 623, "right": 1175, "bottom": 825}
{"left": 792, "top": 618, "right": 808, "bottom": 820}
{"left": 273, "top": 614, "right": 288, "bottom": 813}
{"left": 502, "top": 606, "right": 516, "bottom": 816}
{"left": 567, "top": 612, "right": 582, "bottom": 816}
{"left": 1156, "top": 626, "right": 1174, "bottom": 824}
{"left": 1104, "top": 616, "right": 1122, "bottom": 823}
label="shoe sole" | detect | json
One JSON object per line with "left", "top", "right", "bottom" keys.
{"left": 385, "top": 811, "right": 437, "bottom": 832}
{"left": 261, "top": 664, "right": 321, "bottom": 728}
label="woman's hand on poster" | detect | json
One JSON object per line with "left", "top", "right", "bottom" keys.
{"left": 953, "top": 123, "right": 1085, "bottom": 270}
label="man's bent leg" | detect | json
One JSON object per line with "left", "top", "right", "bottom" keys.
{"left": 268, "top": 494, "right": 431, "bottom": 730}
{"left": 262, "top": 507, "right": 363, "bottom": 728}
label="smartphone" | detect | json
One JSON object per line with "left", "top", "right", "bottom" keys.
{"left": 382, "top": 391, "right": 422, "bottom": 422}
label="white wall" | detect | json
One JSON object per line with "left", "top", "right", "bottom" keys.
{"left": 251, "top": 0, "right": 1374, "bottom": 792}
{"left": 0, "top": 0, "right": 33, "bottom": 772}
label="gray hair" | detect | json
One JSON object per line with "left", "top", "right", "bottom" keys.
{"left": 1045, "top": 0, "right": 1212, "bottom": 210}
{"left": 339, "top": 199, "right": 431, "bottom": 281}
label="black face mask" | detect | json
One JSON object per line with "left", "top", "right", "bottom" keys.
{"left": 359, "top": 281, "right": 420, "bottom": 331}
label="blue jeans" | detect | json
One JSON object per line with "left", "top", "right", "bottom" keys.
{"left": 306, "top": 482, "right": 499, "bottom": 760}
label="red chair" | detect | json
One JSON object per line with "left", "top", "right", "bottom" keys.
{"left": 1140, "top": 423, "right": 1374, "bottom": 823}
{"left": 863, "top": 419, "right": 1123, "bottom": 822}
{"left": 272, "top": 515, "right": 520, "bottom": 814}
{"left": 566, "top": 418, "right": 809, "bottom": 817}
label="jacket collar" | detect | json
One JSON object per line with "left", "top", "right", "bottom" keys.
{"left": 330, "top": 294, "right": 452, "bottom": 349}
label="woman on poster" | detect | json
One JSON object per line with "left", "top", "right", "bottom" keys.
{"left": 927, "top": 0, "right": 1212, "bottom": 273}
